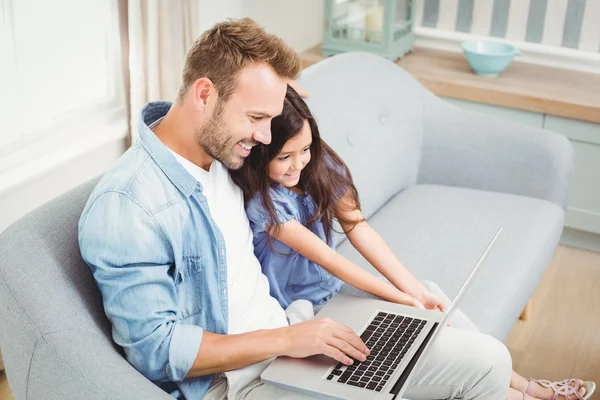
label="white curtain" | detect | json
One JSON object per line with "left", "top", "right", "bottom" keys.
{"left": 127, "top": 0, "right": 200, "bottom": 144}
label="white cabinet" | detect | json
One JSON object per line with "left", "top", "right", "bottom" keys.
{"left": 543, "top": 116, "right": 600, "bottom": 236}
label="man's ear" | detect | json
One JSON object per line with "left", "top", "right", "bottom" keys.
{"left": 191, "top": 77, "right": 214, "bottom": 111}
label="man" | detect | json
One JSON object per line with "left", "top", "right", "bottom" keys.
{"left": 79, "top": 18, "right": 511, "bottom": 399}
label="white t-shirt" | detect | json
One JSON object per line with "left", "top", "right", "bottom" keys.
{"left": 168, "top": 150, "right": 288, "bottom": 394}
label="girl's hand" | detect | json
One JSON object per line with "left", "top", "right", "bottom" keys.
{"left": 391, "top": 291, "right": 426, "bottom": 309}
{"left": 287, "top": 79, "right": 309, "bottom": 98}
{"left": 415, "top": 289, "right": 446, "bottom": 312}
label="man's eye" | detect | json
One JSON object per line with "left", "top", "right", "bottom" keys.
{"left": 250, "top": 115, "right": 262, "bottom": 121}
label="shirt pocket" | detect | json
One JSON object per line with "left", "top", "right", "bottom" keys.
{"left": 175, "top": 256, "right": 204, "bottom": 320}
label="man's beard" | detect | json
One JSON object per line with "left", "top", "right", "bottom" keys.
{"left": 195, "top": 104, "right": 245, "bottom": 170}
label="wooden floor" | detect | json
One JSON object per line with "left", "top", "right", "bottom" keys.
{"left": 506, "top": 245, "right": 600, "bottom": 396}
{"left": 0, "top": 370, "right": 12, "bottom": 400}
{"left": 0, "top": 245, "right": 598, "bottom": 400}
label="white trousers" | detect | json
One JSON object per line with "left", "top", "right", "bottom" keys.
{"left": 203, "top": 281, "right": 512, "bottom": 400}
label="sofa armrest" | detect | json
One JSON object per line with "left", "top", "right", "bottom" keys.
{"left": 26, "top": 330, "right": 173, "bottom": 400}
{"left": 417, "top": 91, "right": 574, "bottom": 209}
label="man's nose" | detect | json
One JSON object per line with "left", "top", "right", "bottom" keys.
{"left": 253, "top": 124, "right": 271, "bottom": 145}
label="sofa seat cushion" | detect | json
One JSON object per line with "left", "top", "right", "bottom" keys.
{"left": 336, "top": 184, "right": 564, "bottom": 340}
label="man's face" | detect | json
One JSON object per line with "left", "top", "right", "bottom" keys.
{"left": 195, "top": 64, "right": 287, "bottom": 170}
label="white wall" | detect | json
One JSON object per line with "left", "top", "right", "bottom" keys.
{"left": 243, "top": 0, "right": 324, "bottom": 52}
{"left": 198, "top": 0, "right": 324, "bottom": 52}
{"left": 198, "top": 0, "right": 244, "bottom": 33}
{"left": 0, "top": 138, "right": 127, "bottom": 233}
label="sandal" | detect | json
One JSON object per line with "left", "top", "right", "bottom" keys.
{"left": 526, "top": 378, "right": 596, "bottom": 400}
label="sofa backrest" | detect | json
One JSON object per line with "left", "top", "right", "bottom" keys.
{"left": 0, "top": 178, "right": 114, "bottom": 398}
{"left": 298, "top": 52, "right": 425, "bottom": 221}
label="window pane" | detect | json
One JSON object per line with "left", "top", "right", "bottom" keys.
{"left": 0, "top": 4, "right": 21, "bottom": 147}
{"left": 11, "top": 0, "right": 110, "bottom": 135}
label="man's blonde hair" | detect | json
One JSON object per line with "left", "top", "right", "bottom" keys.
{"left": 178, "top": 18, "right": 301, "bottom": 103}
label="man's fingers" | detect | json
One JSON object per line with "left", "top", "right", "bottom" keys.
{"left": 334, "top": 328, "right": 370, "bottom": 355}
{"left": 324, "top": 345, "right": 353, "bottom": 365}
{"left": 328, "top": 337, "right": 367, "bottom": 362}
{"left": 321, "top": 318, "right": 369, "bottom": 355}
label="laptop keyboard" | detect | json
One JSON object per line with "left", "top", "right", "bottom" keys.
{"left": 325, "top": 311, "right": 426, "bottom": 392}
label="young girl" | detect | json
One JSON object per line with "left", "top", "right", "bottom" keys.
{"left": 230, "top": 85, "right": 594, "bottom": 400}
{"left": 231, "top": 87, "right": 441, "bottom": 312}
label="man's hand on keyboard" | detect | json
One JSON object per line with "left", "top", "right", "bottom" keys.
{"left": 277, "top": 318, "right": 371, "bottom": 366}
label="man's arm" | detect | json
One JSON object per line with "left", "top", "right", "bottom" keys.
{"left": 186, "top": 318, "right": 369, "bottom": 377}
{"left": 79, "top": 191, "right": 203, "bottom": 383}
{"left": 80, "top": 191, "right": 369, "bottom": 381}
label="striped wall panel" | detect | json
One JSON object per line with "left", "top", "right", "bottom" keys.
{"left": 414, "top": 0, "right": 600, "bottom": 52}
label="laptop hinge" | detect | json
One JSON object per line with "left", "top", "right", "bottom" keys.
{"left": 390, "top": 322, "right": 439, "bottom": 399}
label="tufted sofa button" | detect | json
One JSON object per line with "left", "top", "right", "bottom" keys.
{"left": 346, "top": 135, "right": 355, "bottom": 146}
{"left": 379, "top": 114, "right": 388, "bottom": 125}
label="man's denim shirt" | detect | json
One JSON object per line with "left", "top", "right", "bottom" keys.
{"left": 79, "top": 102, "right": 228, "bottom": 399}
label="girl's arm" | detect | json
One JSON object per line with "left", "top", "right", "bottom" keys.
{"left": 336, "top": 193, "right": 445, "bottom": 312}
{"left": 267, "top": 220, "right": 424, "bottom": 308}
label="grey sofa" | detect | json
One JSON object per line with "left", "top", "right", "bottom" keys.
{"left": 0, "top": 52, "right": 572, "bottom": 399}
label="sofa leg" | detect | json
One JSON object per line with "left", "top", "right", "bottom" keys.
{"left": 519, "top": 300, "right": 532, "bottom": 321}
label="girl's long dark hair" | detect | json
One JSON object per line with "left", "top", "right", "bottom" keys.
{"left": 230, "top": 85, "right": 364, "bottom": 243}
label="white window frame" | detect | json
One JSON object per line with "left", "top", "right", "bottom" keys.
{"left": 0, "top": 0, "right": 128, "bottom": 195}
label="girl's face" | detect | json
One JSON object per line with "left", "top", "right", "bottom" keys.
{"left": 268, "top": 119, "right": 312, "bottom": 188}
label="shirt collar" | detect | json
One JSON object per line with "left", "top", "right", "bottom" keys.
{"left": 138, "top": 101, "right": 200, "bottom": 197}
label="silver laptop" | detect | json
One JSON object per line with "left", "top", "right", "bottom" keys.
{"left": 261, "top": 227, "right": 502, "bottom": 400}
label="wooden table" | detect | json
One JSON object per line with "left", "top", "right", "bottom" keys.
{"left": 300, "top": 46, "right": 600, "bottom": 124}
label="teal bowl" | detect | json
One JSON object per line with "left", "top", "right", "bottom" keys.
{"left": 461, "top": 40, "right": 520, "bottom": 77}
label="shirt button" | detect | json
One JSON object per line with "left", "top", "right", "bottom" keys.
{"left": 223, "top": 288, "right": 227, "bottom": 296}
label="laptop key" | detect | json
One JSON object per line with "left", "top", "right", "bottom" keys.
{"left": 332, "top": 369, "right": 342, "bottom": 375}
{"left": 360, "top": 330, "right": 374, "bottom": 341}
{"left": 376, "top": 385, "right": 384, "bottom": 391}
{"left": 340, "top": 372, "right": 352, "bottom": 382}
{"left": 367, "top": 382, "right": 378, "bottom": 390}
{"left": 327, "top": 374, "right": 334, "bottom": 380}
